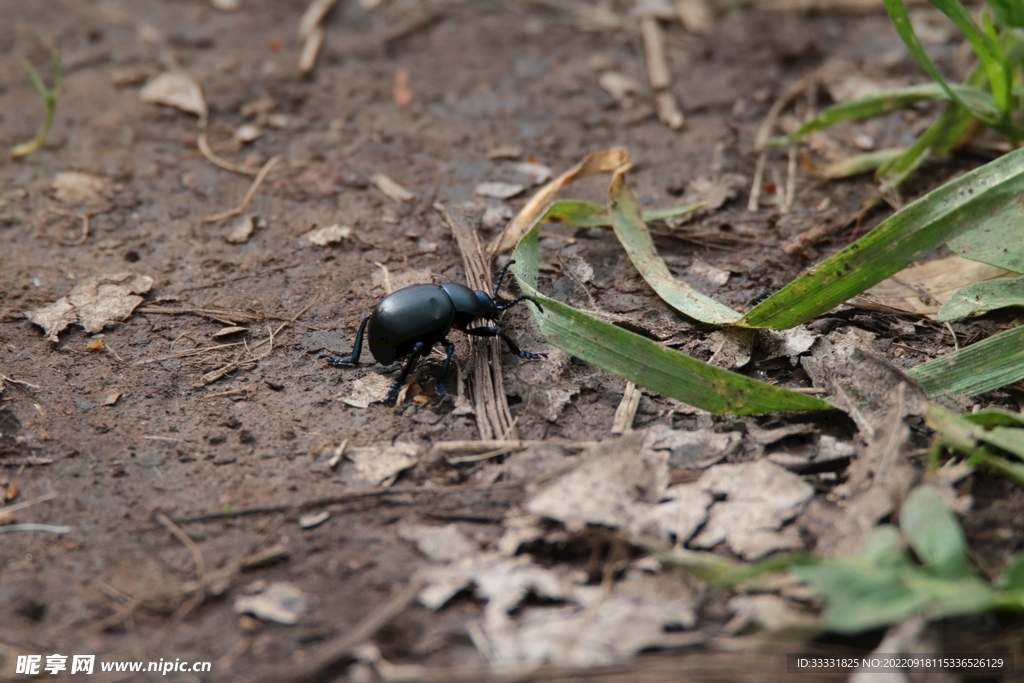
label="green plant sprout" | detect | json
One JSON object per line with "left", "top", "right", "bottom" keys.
{"left": 774, "top": 0, "right": 1024, "bottom": 192}
{"left": 11, "top": 51, "right": 62, "bottom": 159}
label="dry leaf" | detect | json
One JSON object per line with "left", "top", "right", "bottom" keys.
{"left": 304, "top": 224, "right": 352, "bottom": 246}
{"left": 51, "top": 172, "right": 111, "bottom": 211}
{"left": 26, "top": 272, "right": 154, "bottom": 342}
{"left": 226, "top": 216, "right": 256, "bottom": 244}
{"left": 396, "top": 523, "right": 479, "bottom": 562}
{"left": 101, "top": 391, "right": 121, "bottom": 406}
{"left": 234, "top": 582, "right": 309, "bottom": 625}
{"left": 338, "top": 443, "right": 419, "bottom": 489}
{"left": 598, "top": 71, "right": 641, "bottom": 104}
{"left": 140, "top": 71, "right": 208, "bottom": 124}
{"left": 511, "top": 162, "right": 553, "bottom": 186}
{"left": 370, "top": 173, "right": 415, "bottom": 202}
{"left": 475, "top": 182, "right": 526, "bottom": 200}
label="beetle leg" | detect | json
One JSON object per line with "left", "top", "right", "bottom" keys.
{"left": 385, "top": 340, "right": 427, "bottom": 404}
{"left": 495, "top": 295, "right": 544, "bottom": 314}
{"left": 492, "top": 259, "right": 516, "bottom": 299}
{"left": 320, "top": 315, "right": 370, "bottom": 365}
{"left": 437, "top": 340, "right": 456, "bottom": 396}
{"left": 464, "top": 326, "right": 547, "bottom": 360}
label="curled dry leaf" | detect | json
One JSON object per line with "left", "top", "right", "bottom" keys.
{"left": 396, "top": 523, "right": 479, "bottom": 562}
{"left": 304, "top": 224, "right": 352, "bottom": 246}
{"left": 226, "top": 216, "right": 256, "bottom": 244}
{"left": 233, "top": 582, "right": 309, "bottom": 625}
{"left": 598, "top": 71, "right": 641, "bottom": 104}
{"left": 27, "top": 272, "right": 154, "bottom": 342}
{"left": 337, "top": 442, "right": 419, "bottom": 489}
{"left": 51, "top": 172, "right": 111, "bottom": 212}
{"left": 370, "top": 173, "right": 415, "bottom": 202}
{"left": 140, "top": 71, "right": 208, "bottom": 125}
{"left": 690, "top": 459, "right": 814, "bottom": 559}
{"left": 475, "top": 182, "right": 526, "bottom": 200}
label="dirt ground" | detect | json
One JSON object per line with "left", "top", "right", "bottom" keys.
{"left": 2, "top": 0, "right": 1023, "bottom": 681}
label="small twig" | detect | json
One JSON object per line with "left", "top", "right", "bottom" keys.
{"left": 255, "top": 575, "right": 425, "bottom": 683}
{"left": 328, "top": 438, "right": 350, "bottom": 469}
{"left": 167, "top": 482, "right": 525, "bottom": 526}
{"left": 135, "top": 342, "right": 246, "bottom": 365}
{"left": 154, "top": 511, "right": 206, "bottom": 576}
{"left": 197, "top": 131, "right": 258, "bottom": 176}
{"left": 0, "top": 523, "right": 71, "bottom": 534}
{"left": 0, "top": 373, "right": 41, "bottom": 390}
{"left": 201, "top": 155, "right": 282, "bottom": 224}
{"left": 782, "top": 145, "right": 797, "bottom": 214}
{"left": 747, "top": 152, "right": 766, "bottom": 213}
{"left": 611, "top": 381, "right": 641, "bottom": 434}
{"left": 48, "top": 207, "right": 93, "bottom": 246}
{"left": 1, "top": 490, "right": 57, "bottom": 515}
{"left": 944, "top": 322, "right": 960, "bottom": 351}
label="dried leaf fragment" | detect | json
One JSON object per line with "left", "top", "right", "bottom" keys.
{"left": 27, "top": 272, "right": 154, "bottom": 342}
{"left": 370, "top": 173, "right": 415, "bottom": 202}
{"left": 140, "top": 71, "right": 208, "bottom": 125}
{"left": 234, "top": 582, "right": 309, "bottom": 625}
{"left": 304, "top": 223, "right": 352, "bottom": 246}
{"left": 475, "top": 182, "right": 526, "bottom": 200}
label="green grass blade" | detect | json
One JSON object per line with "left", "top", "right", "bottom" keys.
{"left": 741, "top": 146, "right": 1024, "bottom": 329}
{"left": 927, "top": 0, "right": 1010, "bottom": 114}
{"left": 907, "top": 325, "right": 1024, "bottom": 396}
{"left": 937, "top": 275, "right": 1024, "bottom": 321}
{"left": 510, "top": 218, "right": 831, "bottom": 414}
{"left": 882, "top": 0, "right": 1002, "bottom": 122}
{"left": 542, "top": 198, "right": 704, "bottom": 228}
{"left": 948, "top": 211, "right": 1024, "bottom": 273}
{"left": 780, "top": 83, "right": 978, "bottom": 143}
{"left": 607, "top": 172, "right": 742, "bottom": 325}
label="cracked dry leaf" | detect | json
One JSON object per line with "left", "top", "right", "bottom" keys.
{"left": 233, "top": 582, "right": 309, "bottom": 625}
{"left": 338, "top": 443, "right": 418, "bottom": 489}
{"left": 140, "top": 71, "right": 208, "bottom": 124}
{"left": 341, "top": 373, "right": 393, "bottom": 409}
{"left": 396, "top": 523, "right": 479, "bottom": 563}
{"left": 526, "top": 432, "right": 667, "bottom": 533}
{"left": 51, "top": 171, "right": 112, "bottom": 212}
{"left": 690, "top": 459, "right": 814, "bottom": 559}
{"left": 482, "top": 572, "right": 698, "bottom": 668}
{"left": 26, "top": 272, "right": 154, "bottom": 342}
{"left": 509, "top": 348, "right": 577, "bottom": 422}
{"left": 304, "top": 223, "right": 352, "bottom": 246}
{"left": 640, "top": 424, "right": 741, "bottom": 469}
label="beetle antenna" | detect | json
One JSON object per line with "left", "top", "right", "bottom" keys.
{"left": 496, "top": 295, "right": 543, "bottom": 314}
{"left": 492, "top": 259, "right": 516, "bottom": 299}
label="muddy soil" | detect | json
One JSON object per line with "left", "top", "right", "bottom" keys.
{"left": 1, "top": 1, "right": 1021, "bottom": 681}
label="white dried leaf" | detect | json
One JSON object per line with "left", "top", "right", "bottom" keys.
{"left": 234, "top": 582, "right": 309, "bottom": 625}
{"left": 342, "top": 373, "right": 393, "bottom": 408}
{"left": 690, "top": 460, "right": 814, "bottom": 559}
{"left": 338, "top": 443, "right": 419, "bottom": 489}
{"left": 397, "top": 523, "right": 479, "bottom": 562}
{"left": 51, "top": 171, "right": 110, "bottom": 210}
{"left": 101, "top": 391, "right": 121, "bottom": 407}
{"left": 304, "top": 224, "right": 352, "bottom": 246}
{"left": 526, "top": 432, "right": 668, "bottom": 532}
{"left": 475, "top": 182, "right": 526, "bottom": 200}
{"left": 483, "top": 204, "right": 514, "bottom": 229}
{"left": 370, "top": 173, "right": 415, "bottom": 202}
{"left": 511, "top": 162, "right": 553, "bottom": 186}
{"left": 26, "top": 272, "right": 154, "bottom": 342}
{"left": 598, "top": 71, "right": 641, "bottom": 103}
{"left": 226, "top": 216, "right": 256, "bottom": 244}
{"left": 140, "top": 71, "right": 208, "bottom": 124}
{"left": 690, "top": 257, "right": 730, "bottom": 287}
{"left": 298, "top": 511, "right": 330, "bottom": 529}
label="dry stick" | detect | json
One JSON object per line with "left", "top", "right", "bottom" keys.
{"left": 168, "top": 481, "right": 523, "bottom": 525}
{"left": 611, "top": 381, "right": 641, "bottom": 434}
{"left": 640, "top": 16, "right": 684, "bottom": 131}
{"left": 197, "top": 131, "right": 258, "bottom": 176}
{"left": 439, "top": 206, "right": 517, "bottom": 440}
{"left": 747, "top": 151, "right": 767, "bottom": 212}
{"left": 0, "top": 373, "right": 41, "bottom": 390}
{"left": 154, "top": 511, "right": 205, "bottom": 576}
{"left": 782, "top": 145, "right": 798, "bottom": 214}
{"left": 48, "top": 207, "right": 94, "bottom": 246}
{"left": 257, "top": 576, "right": 425, "bottom": 683}
{"left": 201, "top": 155, "right": 282, "bottom": 224}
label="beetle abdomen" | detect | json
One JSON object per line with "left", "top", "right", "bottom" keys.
{"left": 367, "top": 284, "right": 456, "bottom": 364}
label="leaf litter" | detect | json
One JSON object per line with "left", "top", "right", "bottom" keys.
{"left": 26, "top": 272, "right": 154, "bottom": 342}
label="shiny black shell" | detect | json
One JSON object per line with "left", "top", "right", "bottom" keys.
{"left": 368, "top": 284, "right": 455, "bottom": 365}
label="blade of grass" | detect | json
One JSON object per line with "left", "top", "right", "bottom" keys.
{"left": 542, "top": 198, "right": 704, "bottom": 228}
{"left": 882, "top": 0, "right": 1003, "bottom": 123}
{"left": 607, "top": 171, "right": 742, "bottom": 324}
{"left": 510, "top": 217, "right": 831, "bottom": 414}
{"left": 811, "top": 148, "right": 905, "bottom": 179}
{"left": 741, "top": 146, "right": 1024, "bottom": 329}
{"left": 937, "top": 275, "right": 1024, "bottom": 321}
{"left": 907, "top": 324, "right": 1024, "bottom": 396}
{"left": 11, "top": 52, "right": 62, "bottom": 159}
{"left": 948, "top": 210, "right": 1024, "bottom": 273}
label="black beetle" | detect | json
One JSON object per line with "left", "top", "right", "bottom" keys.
{"left": 321, "top": 260, "right": 546, "bottom": 403}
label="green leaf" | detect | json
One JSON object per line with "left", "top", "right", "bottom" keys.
{"left": 606, "top": 172, "right": 742, "bottom": 325}
{"left": 510, "top": 214, "right": 832, "bottom": 414}
{"left": 989, "top": 0, "right": 1024, "bottom": 28}
{"left": 907, "top": 324, "right": 1024, "bottom": 397}
{"left": 998, "top": 555, "right": 1024, "bottom": 590}
{"left": 948, "top": 210, "right": 1024, "bottom": 273}
{"left": 900, "top": 485, "right": 973, "bottom": 579}
{"left": 541, "top": 198, "right": 704, "bottom": 229}
{"left": 815, "top": 148, "right": 905, "bottom": 180}
{"left": 937, "top": 275, "right": 1024, "bottom": 321}
{"left": 882, "top": 0, "right": 1003, "bottom": 122}
{"left": 741, "top": 147, "right": 1024, "bottom": 329}
{"left": 969, "top": 447, "right": 1024, "bottom": 485}
{"left": 982, "top": 426, "right": 1024, "bottom": 459}
{"left": 963, "top": 408, "right": 1024, "bottom": 428}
